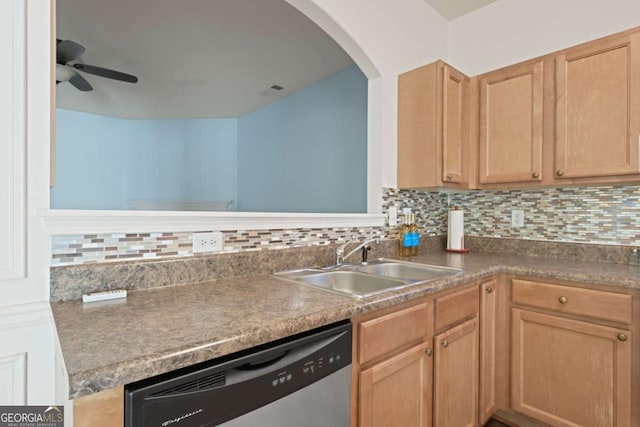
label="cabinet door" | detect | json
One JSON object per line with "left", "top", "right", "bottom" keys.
{"left": 434, "top": 318, "right": 479, "bottom": 427}
{"left": 360, "top": 343, "right": 432, "bottom": 427}
{"left": 398, "top": 63, "right": 439, "bottom": 189}
{"left": 479, "top": 281, "right": 497, "bottom": 425}
{"left": 511, "top": 309, "right": 631, "bottom": 427}
{"left": 442, "top": 65, "right": 468, "bottom": 184}
{"left": 479, "top": 60, "right": 544, "bottom": 184}
{"left": 555, "top": 32, "right": 640, "bottom": 179}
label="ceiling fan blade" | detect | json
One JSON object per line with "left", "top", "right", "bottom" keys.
{"left": 73, "top": 63, "right": 138, "bottom": 83}
{"left": 56, "top": 39, "right": 86, "bottom": 63}
{"left": 68, "top": 73, "right": 93, "bottom": 91}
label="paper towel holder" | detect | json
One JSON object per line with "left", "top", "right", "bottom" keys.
{"left": 446, "top": 206, "right": 470, "bottom": 253}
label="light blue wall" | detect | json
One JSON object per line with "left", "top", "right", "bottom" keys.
{"left": 51, "top": 110, "right": 238, "bottom": 210}
{"left": 52, "top": 65, "right": 367, "bottom": 212}
{"left": 237, "top": 65, "right": 367, "bottom": 213}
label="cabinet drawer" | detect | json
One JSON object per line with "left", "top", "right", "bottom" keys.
{"left": 359, "top": 302, "right": 429, "bottom": 364}
{"left": 511, "top": 279, "right": 632, "bottom": 324}
{"left": 435, "top": 286, "right": 479, "bottom": 331}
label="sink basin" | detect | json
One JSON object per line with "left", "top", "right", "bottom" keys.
{"left": 356, "top": 262, "right": 461, "bottom": 281}
{"left": 274, "top": 260, "right": 462, "bottom": 298}
{"left": 295, "top": 271, "right": 408, "bottom": 297}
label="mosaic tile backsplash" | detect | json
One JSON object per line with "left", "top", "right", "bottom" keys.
{"left": 450, "top": 185, "right": 640, "bottom": 245}
{"left": 51, "top": 185, "right": 640, "bottom": 266}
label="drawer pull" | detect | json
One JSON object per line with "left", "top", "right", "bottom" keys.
{"left": 442, "top": 340, "right": 449, "bottom": 348}
{"left": 485, "top": 287, "right": 493, "bottom": 294}
{"left": 556, "top": 169, "right": 565, "bottom": 177}
{"left": 618, "top": 334, "right": 628, "bottom": 342}
{"left": 425, "top": 348, "right": 433, "bottom": 357}
{"left": 558, "top": 296, "right": 568, "bottom": 304}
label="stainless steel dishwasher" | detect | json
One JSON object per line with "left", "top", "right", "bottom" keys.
{"left": 125, "top": 321, "right": 352, "bottom": 427}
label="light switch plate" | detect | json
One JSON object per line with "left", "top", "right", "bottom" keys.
{"left": 193, "top": 231, "right": 224, "bottom": 253}
{"left": 511, "top": 210, "right": 524, "bottom": 228}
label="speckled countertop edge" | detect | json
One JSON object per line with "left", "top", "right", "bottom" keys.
{"left": 52, "top": 251, "right": 640, "bottom": 400}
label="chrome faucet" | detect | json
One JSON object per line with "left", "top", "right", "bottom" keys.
{"left": 336, "top": 237, "right": 380, "bottom": 265}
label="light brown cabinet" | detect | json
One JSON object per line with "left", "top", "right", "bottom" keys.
{"left": 433, "top": 286, "right": 480, "bottom": 427}
{"left": 511, "top": 309, "right": 631, "bottom": 427}
{"left": 359, "top": 342, "right": 432, "bottom": 427}
{"left": 555, "top": 32, "right": 640, "bottom": 180}
{"left": 478, "top": 280, "right": 497, "bottom": 425}
{"left": 433, "top": 318, "right": 479, "bottom": 427}
{"left": 353, "top": 300, "right": 433, "bottom": 427}
{"left": 510, "top": 278, "right": 634, "bottom": 426}
{"left": 398, "top": 61, "right": 470, "bottom": 189}
{"left": 478, "top": 60, "right": 544, "bottom": 184}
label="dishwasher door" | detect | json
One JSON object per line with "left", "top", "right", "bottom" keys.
{"left": 125, "top": 322, "right": 352, "bottom": 427}
{"left": 221, "top": 365, "right": 350, "bottom": 427}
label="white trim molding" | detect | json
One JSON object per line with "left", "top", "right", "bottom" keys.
{"left": 0, "top": 352, "right": 26, "bottom": 405}
{"left": 0, "top": 0, "right": 26, "bottom": 280}
{"left": 38, "top": 209, "right": 386, "bottom": 235}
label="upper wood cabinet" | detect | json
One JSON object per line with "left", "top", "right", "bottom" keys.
{"left": 478, "top": 60, "right": 544, "bottom": 184}
{"left": 398, "top": 61, "right": 470, "bottom": 189}
{"left": 555, "top": 32, "right": 640, "bottom": 180}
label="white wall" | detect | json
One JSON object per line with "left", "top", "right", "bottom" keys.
{"left": 450, "top": 0, "right": 640, "bottom": 76}
{"left": 289, "top": 0, "right": 450, "bottom": 191}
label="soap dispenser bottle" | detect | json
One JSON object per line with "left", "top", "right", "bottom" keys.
{"left": 398, "top": 214, "right": 411, "bottom": 257}
{"left": 410, "top": 214, "right": 420, "bottom": 256}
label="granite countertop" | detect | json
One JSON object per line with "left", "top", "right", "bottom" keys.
{"left": 51, "top": 251, "right": 640, "bottom": 400}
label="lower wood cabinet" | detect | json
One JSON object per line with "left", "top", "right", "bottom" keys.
{"left": 359, "top": 342, "right": 432, "bottom": 427}
{"left": 353, "top": 275, "right": 637, "bottom": 426}
{"left": 433, "top": 317, "right": 479, "bottom": 427}
{"left": 511, "top": 308, "right": 632, "bottom": 427}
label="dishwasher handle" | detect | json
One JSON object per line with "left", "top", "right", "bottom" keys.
{"left": 226, "top": 329, "right": 349, "bottom": 386}
{"left": 235, "top": 350, "right": 288, "bottom": 370}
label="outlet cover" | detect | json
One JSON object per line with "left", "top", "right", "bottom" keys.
{"left": 193, "top": 231, "right": 224, "bottom": 253}
{"left": 511, "top": 210, "right": 525, "bottom": 228}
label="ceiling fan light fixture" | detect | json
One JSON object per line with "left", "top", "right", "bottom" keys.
{"left": 56, "top": 63, "right": 76, "bottom": 82}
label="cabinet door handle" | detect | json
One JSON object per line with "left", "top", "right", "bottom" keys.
{"left": 532, "top": 172, "right": 539, "bottom": 179}
{"left": 556, "top": 169, "right": 565, "bottom": 177}
{"left": 442, "top": 340, "right": 449, "bottom": 348}
{"left": 618, "top": 334, "right": 628, "bottom": 342}
{"left": 446, "top": 173, "right": 453, "bottom": 180}
{"left": 425, "top": 348, "right": 433, "bottom": 357}
{"left": 485, "top": 287, "right": 493, "bottom": 294}
{"left": 558, "top": 296, "right": 568, "bottom": 304}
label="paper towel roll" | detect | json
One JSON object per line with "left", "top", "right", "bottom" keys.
{"left": 447, "top": 209, "right": 465, "bottom": 250}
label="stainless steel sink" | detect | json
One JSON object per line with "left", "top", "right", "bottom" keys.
{"left": 356, "top": 261, "right": 461, "bottom": 281}
{"left": 274, "top": 259, "right": 462, "bottom": 298}
{"left": 274, "top": 269, "right": 409, "bottom": 298}
{"left": 297, "top": 271, "right": 408, "bottom": 297}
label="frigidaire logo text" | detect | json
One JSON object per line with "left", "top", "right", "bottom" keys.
{"left": 162, "top": 408, "right": 204, "bottom": 426}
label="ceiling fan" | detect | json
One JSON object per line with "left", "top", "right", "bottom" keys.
{"left": 56, "top": 39, "right": 138, "bottom": 91}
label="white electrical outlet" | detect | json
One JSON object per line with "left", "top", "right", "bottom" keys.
{"left": 511, "top": 210, "right": 525, "bottom": 228}
{"left": 388, "top": 206, "right": 398, "bottom": 227}
{"left": 193, "top": 231, "right": 224, "bottom": 253}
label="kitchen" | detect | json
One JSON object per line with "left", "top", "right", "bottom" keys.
{"left": 2, "top": 0, "right": 640, "bottom": 426}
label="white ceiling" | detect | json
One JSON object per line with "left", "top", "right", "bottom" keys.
{"left": 424, "top": 0, "right": 499, "bottom": 20}
{"left": 56, "top": 0, "right": 355, "bottom": 119}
